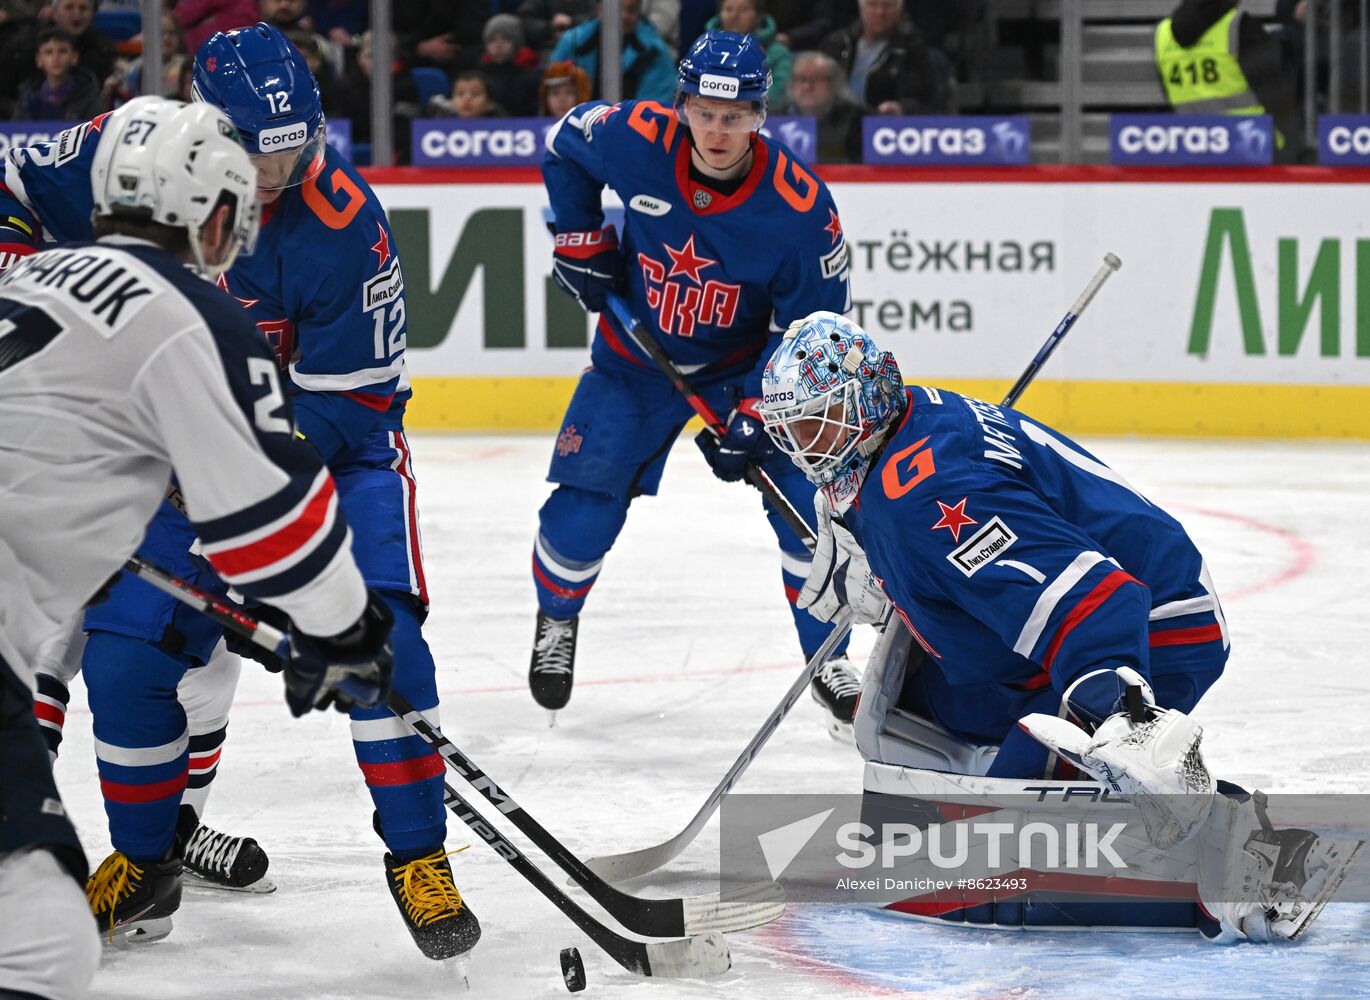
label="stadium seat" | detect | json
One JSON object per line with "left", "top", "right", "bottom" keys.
{"left": 411, "top": 67, "right": 450, "bottom": 110}
{"left": 94, "top": 10, "right": 142, "bottom": 42}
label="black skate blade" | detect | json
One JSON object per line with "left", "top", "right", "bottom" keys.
{"left": 181, "top": 869, "right": 277, "bottom": 894}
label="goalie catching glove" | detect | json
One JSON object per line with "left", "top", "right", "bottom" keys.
{"left": 1019, "top": 666, "right": 1215, "bottom": 848}
{"left": 797, "top": 492, "right": 890, "bottom": 625}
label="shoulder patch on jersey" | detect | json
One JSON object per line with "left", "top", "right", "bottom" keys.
{"left": 580, "top": 103, "right": 619, "bottom": 141}
{"left": 920, "top": 386, "right": 943, "bottom": 404}
{"left": 363, "top": 257, "right": 404, "bottom": 312}
{"left": 629, "top": 194, "right": 671, "bottom": 216}
{"left": 820, "top": 240, "right": 849, "bottom": 280}
{"left": 947, "top": 516, "right": 1018, "bottom": 577}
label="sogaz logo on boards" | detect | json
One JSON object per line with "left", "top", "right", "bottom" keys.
{"left": 413, "top": 117, "right": 557, "bottom": 167}
{"left": 1110, "top": 113, "right": 1273, "bottom": 165}
{"left": 1318, "top": 115, "right": 1370, "bottom": 164}
{"left": 862, "top": 116, "right": 1030, "bottom": 165}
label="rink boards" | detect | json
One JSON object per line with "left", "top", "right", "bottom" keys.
{"left": 365, "top": 165, "right": 1370, "bottom": 438}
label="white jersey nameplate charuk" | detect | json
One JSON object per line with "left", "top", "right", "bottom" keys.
{"left": 0, "top": 246, "right": 159, "bottom": 332}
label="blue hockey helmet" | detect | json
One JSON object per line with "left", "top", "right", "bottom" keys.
{"left": 192, "top": 22, "right": 326, "bottom": 195}
{"left": 757, "top": 313, "right": 905, "bottom": 489}
{"left": 676, "top": 30, "right": 771, "bottom": 131}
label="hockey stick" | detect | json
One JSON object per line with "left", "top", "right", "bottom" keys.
{"left": 121, "top": 556, "right": 769, "bottom": 947}
{"left": 390, "top": 690, "right": 786, "bottom": 938}
{"left": 585, "top": 253, "right": 1124, "bottom": 883}
{"left": 604, "top": 292, "right": 816, "bottom": 551}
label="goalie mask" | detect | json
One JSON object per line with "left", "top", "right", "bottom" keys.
{"left": 758, "top": 312, "right": 904, "bottom": 490}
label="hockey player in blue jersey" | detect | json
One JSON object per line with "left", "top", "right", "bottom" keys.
{"left": 756, "top": 312, "right": 1360, "bottom": 943}
{"left": 0, "top": 26, "right": 479, "bottom": 961}
{"left": 531, "top": 30, "right": 864, "bottom": 733}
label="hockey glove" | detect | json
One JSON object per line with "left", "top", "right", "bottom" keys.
{"left": 224, "top": 602, "right": 292, "bottom": 673}
{"left": 695, "top": 401, "right": 773, "bottom": 483}
{"left": 797, "top": 492, "right": 890, "bottom": 625}
{"left": 283, "top": 590, "right": 395, "bottom": 718}
{"left": 1019, "top": 667, "right": 1215, "bottom": 848}
{"left": 551, "top": 225, "right": 623, "bottom": 312}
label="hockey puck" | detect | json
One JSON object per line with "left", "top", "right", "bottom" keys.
{"left": 560, "top": 947, "right": 586, "bottom": 993}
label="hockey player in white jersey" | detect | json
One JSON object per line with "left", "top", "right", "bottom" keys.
{"left": 0, "top": 99, "right": 395, "bottom": 997}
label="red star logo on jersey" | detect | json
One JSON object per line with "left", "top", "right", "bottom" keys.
{"left": 823, "top": 208, "right": 843, "bottom": 245}
{"left": 931, "top": 498, "right": 977, "bottom": 542}
{"left": 216, "top": 272, "right": 259, "bottom": 310}
{"left": 87, "top": 111, "right": 113, "bottom": 134}
{"left": 371, "top": 221, "right": 391, "bottom": 269}
{"left": 663, "top": 234, "right": 717, "bottom": 285}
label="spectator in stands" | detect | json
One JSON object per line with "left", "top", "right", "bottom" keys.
{"left": 479, "top": 13, "right": 542, "bottom": 116}
{"left": 549, "top": 0, "right": 676, "bottom": 103}
{"left": 329, "top": 28, "right": 420, "bottom": 163}
{"left": 48, "top": 0, "right": 115, "bottom": 83}
{"left": 117, "top": 12, "right": 189, "bottom": 101}
{"left": 431, "top": 69, "right": 507, "bottom": 119}
{"left": 706, "top": 0, "right": 790, "bottom": 104}
{"left": 769, "top": 0, "right": 856, "bottom": 50}
{"left": 173, "top": 0, "right": 260, "bottom": 54}
{"left": 394, "top": 6, "right": 486, "bottom": 74}
{"left": 258, "top": 0, "right": 342, "bottom": 75}
{"left": 642, "top": 0, "right": 681, "bottom": 54}
{"left": 308, "top": 0, "right": 365, "bottom": 46}
{"left": 13, "top": 25, "right": 102, "bottom": 119}
{"left": 518, "top": 0, "right": 595, "bottom": 57}
{"left": 820, "top": 0, "right": 948, "bottom": 114}
{"left": 777, "top": 49, "right": 861, "bottom": 161}
{"left": 539, "top": 58, "right": 591, "bottom": 116}
{"left": 1159, "top": 0, "right": 1304, "bottom": 162}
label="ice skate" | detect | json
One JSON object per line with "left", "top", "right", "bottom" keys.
{"left": 811, "top": 655, "right": 861, "bottom": 744}
{"left": 86, "top": 849, "right": 182, "bottom": 946}
{"left": 1202, "top": 793, "right": 1364, "bottom": 943}
{"left": 386, "top": 848, "right": 482, "bottom": 961}
{"left": 529, "top": 611, "right": 578, "bottom": 720}
{"left": 177, "top": 805, "right": 275, "bottom": 893}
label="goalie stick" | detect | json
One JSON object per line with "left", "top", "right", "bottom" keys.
{"left": 122, "top": 556, "right": 772, "bottom": 951}
{"left": 586, "top": 254, "right": 1124, "bottom": 883}
{"left": 605, "top": 292, "right": 817, "bottom": 552}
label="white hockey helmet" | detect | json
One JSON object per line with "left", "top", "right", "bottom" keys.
{"left": 91, "top": 96, "right": 259, "bottom": 278}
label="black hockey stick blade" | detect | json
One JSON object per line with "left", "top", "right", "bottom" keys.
{"left": 442, "top": 784, "right": 731, "bottom": 978}
{"left": 392, "top": 693, "right": 785, "bottom": 938}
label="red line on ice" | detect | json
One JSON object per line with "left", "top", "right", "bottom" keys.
{"left": 1167, "top": 502, "right": 1317, "bottom": 600}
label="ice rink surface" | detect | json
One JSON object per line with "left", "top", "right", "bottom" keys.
{"left": 56, "top": 431, "right": 1370, "bottom": 1000}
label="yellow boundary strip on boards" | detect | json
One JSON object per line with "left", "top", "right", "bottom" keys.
{"left": 404, "top": 376, "right": 1370, "bottom": 439}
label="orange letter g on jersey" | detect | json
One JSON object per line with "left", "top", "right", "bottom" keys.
{"left": 882, "top": 436, "right": 935, "bottom": 500}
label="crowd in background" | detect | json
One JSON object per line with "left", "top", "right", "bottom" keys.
{"left": 0, "top": 0, "right": 981, "bottom": 162}
{"left": 0, "top": 1, "right": 1360, "bottom": 163}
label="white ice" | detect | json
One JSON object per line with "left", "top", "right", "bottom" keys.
{"left": 57, "top": 433, "right": 1370, "bottom": 1000}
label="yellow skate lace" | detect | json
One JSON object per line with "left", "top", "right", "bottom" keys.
{"left": 85, "top": 852, "right": 142, "bottom": 940}
{"left": 392, "top": 846, "right": 469, "bottom": 928}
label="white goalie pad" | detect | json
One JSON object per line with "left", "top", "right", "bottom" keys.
{"left": 860, "top": 763, "right": 1362, "bottom": 942}
{"left": 854, "top": 618, "right": 998, "bottom": 775}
